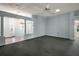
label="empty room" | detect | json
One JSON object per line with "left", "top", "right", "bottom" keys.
{"left": 0, "top": 3, "right": 79, "bottom": 56}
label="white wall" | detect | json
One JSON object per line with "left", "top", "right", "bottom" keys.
{"left": 45, "top": 13, "right": 70, "bottom": 39}
{"left": 69, "top": 12, "right": 74, "bottom": 40}
{"left": 45, "top": 13, "right": 75, "bottom": 40}
{"left": 26, "top": 15, "right": 45, "bottom": 39}
{"left": 33, "top": 15, "right": 45, "bottom": 37}
{"left": 31, "top": 13, "right": 75, "bottom": 40}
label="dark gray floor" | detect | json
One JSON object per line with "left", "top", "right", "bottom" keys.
{"left": 0, "top": 35, "right": 79, "bottom": 56}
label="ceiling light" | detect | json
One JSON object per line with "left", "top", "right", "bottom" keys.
{"left": 56, "top": 9, "right": 60, "bottom": 12}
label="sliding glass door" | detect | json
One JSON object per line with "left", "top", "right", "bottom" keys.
{"left": 0, "top": 16, "right": 1, "bottom": 36}
{"left": 15, "top": 19, "right": 25, "bottom": 37}
{"left": 26, "top": 20, "right": 33, "bottom": 34}
{"left": 4, "top": 17, "right": 15, "bottom": 37}
{"left": 3, "top": 16, "right": 25, "bottom": 37}
{"left": 3, "top": 16, "right": 33, "bottom": 38}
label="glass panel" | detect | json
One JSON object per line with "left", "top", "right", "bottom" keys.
{"left": 26, "top": 20, "right": 33, "bottom": 34}
{"left": 0, "top": 16, "right": 1, "bottom": 36}
{"left": 4, "top": 17, "right": 25, "bottom": 37}
{"left": 15, "top": 19, "right": 25, "bottom": 37}
{"left": 4, "top": 17, "right": 15, "bottom": 37}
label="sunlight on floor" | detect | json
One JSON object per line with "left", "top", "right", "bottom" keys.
{"left": 5, "top": 37, "right": 25, "bottom": 44}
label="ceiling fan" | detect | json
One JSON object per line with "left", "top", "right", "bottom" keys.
{"left": 37, "top": 4, "right": 60, "bottom": 15}
{"left": 44, "top": 4, "right": 51, "bottom": 11}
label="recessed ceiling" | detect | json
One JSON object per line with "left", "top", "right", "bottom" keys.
{"left": 0, "top": 3, "right": 79, "bottom": 16}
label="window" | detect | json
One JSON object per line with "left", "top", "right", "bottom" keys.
{"left": 0, "top": 16, "right": 1, "bottom": 36}
{"left": 26, "top": 20, "right": 33, "bottom": 34}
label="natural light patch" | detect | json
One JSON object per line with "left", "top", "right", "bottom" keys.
{"left": 26, "top": 20, "right": 33, "bottom": 34}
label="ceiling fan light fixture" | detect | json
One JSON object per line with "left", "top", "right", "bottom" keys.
{"left": 44, "top": 4, "right": 50, "bottom": 11}
{"left": 55, "top": 9, "right": 60, "bottom": 12}
{"left": 45, "top": 7, "right": 50, "bottom": 10}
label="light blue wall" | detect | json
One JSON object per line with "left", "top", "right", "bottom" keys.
{"left": 45, "top": 12, "right": 75, "bottom": 40}
{"left": 33, "top": 15, "right": 45, "bottom": 37}
{"left": 69, "top": 12, "right": 74, "bottom": 40}
{"left": 32, "top": 13, "right": 75, "bottom": 40}
{"left": 25, "top": 15, "right": 46, "bottom": 39}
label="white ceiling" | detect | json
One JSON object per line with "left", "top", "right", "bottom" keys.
{"left": 0, "top": 3, "right": 79, "bottom": 16}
